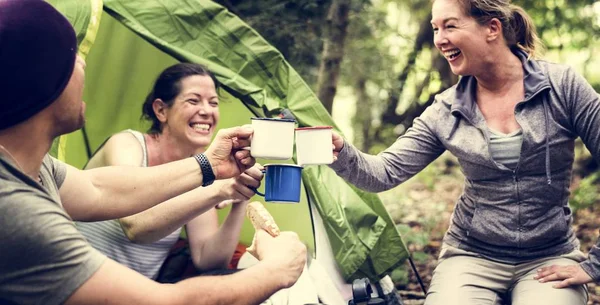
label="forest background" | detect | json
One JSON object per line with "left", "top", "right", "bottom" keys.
{"left": 215, "top": 0, "right": 600, "bottom": 304}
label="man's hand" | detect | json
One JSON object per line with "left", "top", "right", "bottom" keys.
{"left": 534, "top": 264, "right": 593, "bottom": 288}
{"left": 205, "top": 126, "right": 255, "bottom": 180}
{"left": 254, "top": 230, "right": 306, "bottom": 288}
{"left": 332, "top": 131, "right": 345, "bottom": 162}
{"left": 214, "top": 163, "right": 264, "bottom": 207}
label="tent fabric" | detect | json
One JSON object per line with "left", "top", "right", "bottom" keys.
{"left": 48, "top": 0, "right": 103, "bottom": 159}
{"left": 53, "top": 0, "right": 409, "bottom": 282}
{"left": 69, "top": 15, "right": 315, "bottom": 252}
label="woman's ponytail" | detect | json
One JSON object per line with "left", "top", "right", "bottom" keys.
{"left": 508, "top": 4, "right": 545, "bottom": 59}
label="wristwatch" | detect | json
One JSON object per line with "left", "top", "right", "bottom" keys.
{"left": 194, "top": 153, "right": 215, "bottom": 187}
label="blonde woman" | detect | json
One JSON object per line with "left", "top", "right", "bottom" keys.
{"left": 330, "top": 1, "right": 600, "bottom": 304}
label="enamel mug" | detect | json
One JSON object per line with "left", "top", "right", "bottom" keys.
{"left": 254, "top": 164, "right": 303, "bottom": 203}
{"left": 295, "top": 126, "right": 334, "bottom": 166}
{"left": 250, "top": 117, "right": 296, "bottom": 160}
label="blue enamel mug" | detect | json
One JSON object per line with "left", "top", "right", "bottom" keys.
{"left": 254, "top": 164, "right": 303, "bottom": 203}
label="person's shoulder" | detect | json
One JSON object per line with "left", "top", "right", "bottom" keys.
{"left": 534, "top": 59, "right": 576, "bottom": 81}
{"left": 41, "top": 154, "right": 65, "bottom": 173}
{"left": 436, "top": 85, "right": 457, "bottom": 102}
{"left": 429, "top": 84, "right": 459, "bottom": 113}
{"left": 0, "top": 176, "right": 29, "bottom": 195}
{"left": 105, "top": 130, "right": 145, "bottom": 149}
{"left": 0, "top": 176, "right": 106, "bottom": 305}
{"left": 534, "top": 59, "right": 570, "bottom": 70}
{"left": 0, "top": 178, "right": 61, "bottom": 216}
{"left": 0, "top": 164, "right": 39, "bottom": 195}
{"left": 87, "top": 130, "right": 145, "bottom": 168}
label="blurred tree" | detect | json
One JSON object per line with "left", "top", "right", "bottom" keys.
{"left": 341, "top": 0, "right": 452, "bottom": 148}
{"left": 316, "top": 0, "right": 351, "bottom": 113}
{"left": 358, "top": 0, "right": 600, "bottom": 147}
{"left": 340, "top": 0, "right": 394, "bottom": 151}
{"left": 215, "top": 0, "right": 331, "bottom": 87}
{"left": 217, "top": 0, "right": 600, "bottom": 151}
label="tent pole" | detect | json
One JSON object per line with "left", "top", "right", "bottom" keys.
{"left": 82, "top": 125, "right": 92, "bottom": 158}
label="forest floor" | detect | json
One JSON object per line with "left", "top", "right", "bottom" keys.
{"left": 379, "top": 152, "right": 600, "bottom": 305}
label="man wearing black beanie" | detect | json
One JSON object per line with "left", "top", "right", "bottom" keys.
{"left": 0, "top": 1, "right": 306, "bottom": 304}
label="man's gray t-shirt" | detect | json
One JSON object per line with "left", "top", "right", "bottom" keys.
{"left": 0, "top": 154, "right": 106, "bottom": 305}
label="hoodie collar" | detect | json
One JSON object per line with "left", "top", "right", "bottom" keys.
{"left": 450, "top": 49, "right": 550, "bottom": 121}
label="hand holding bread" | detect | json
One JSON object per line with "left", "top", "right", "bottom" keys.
{"left": 246, "top": 201, "right": 280, "bottom": 257}
{"left": 244, "top": 201, "right": 307, "bottom": 288}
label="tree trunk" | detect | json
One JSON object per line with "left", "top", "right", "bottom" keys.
{"left": 316, "top": 0, "right": 351, "bottom": 114}
{"left": 352, "top": 78, "right": 372, "bottom": 151}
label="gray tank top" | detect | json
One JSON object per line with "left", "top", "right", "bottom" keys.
{"left": 76, "top": 130, "right": 182, "bottom": 279}
{"left": 488, "top": 127, "right": 523, "bottom": 170}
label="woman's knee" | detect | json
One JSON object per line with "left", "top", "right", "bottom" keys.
{"left": 510, "top": 281, "right": 587, "bottom": 305}
{"left": 425, "top": 256, "right": 507, "bottom": 305}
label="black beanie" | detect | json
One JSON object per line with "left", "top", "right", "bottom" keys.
{"left": 0, "top": 0, "right": 77, "bottom": 129}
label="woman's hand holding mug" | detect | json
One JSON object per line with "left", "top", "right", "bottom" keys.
{"left": 332, "top": 130, "right": 345, "bottom": 162}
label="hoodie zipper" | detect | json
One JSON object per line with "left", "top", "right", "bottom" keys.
{"left": 452, "top": 85, "right": 551, "bottom": 249}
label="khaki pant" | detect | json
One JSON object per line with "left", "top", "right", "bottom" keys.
{"left": 424, "top": 244, "right": 588, "bottom": 305}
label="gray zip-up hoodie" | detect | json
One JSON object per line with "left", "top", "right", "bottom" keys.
{"left": 330, "top": 50, "right": 600, "bottom": 280}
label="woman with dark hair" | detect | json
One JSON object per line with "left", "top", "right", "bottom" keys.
{"left": 77, "top": 62, "right": 263, "bottom": 279}
{"left": 329, "top": 0, "right": 600, "bottom": 304}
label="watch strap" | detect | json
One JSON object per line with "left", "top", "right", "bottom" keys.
{"left": 194, "top": 153, "right": 215, "bottom": 187}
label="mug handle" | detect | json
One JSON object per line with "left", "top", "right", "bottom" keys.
{"left": 252, "top": 188, "right": 265, "bottom": 197}
{"left": 251, "top": 168, "right": 267, "bottom": 197}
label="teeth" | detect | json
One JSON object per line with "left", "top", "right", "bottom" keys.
{"left": 443, "top": 49, "right": 461, "bottom": 58}
{"left": 191, "top": 123, "right": 210, "bottom": 131}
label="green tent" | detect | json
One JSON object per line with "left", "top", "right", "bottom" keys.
{"left": 49, "top": 0, "right": 409, "bottom": 285}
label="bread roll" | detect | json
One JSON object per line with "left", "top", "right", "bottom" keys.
{"left": 246, "top": 201, "right": 280, "bottom": 258}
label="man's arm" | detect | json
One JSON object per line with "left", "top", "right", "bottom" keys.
{"left": 79, "top": 132, "right": 254, "bottom": 243}
{"left": 65, "top": 259, "right": 284, "bottom": 305}
{"left": 60, "top": 126, "right": 254, "bottom": 222}
{"left": 61, "top": 157, "right": 202, "bottom": 221}
{"left": 65, "top": 231, "right": 307, "bottom": 305}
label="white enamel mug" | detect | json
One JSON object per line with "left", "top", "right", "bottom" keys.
{"left": 249, "top": 117, "right": 296, "bottom": 160}
{"left": 295, "top": 126, "right": 334, "bottom": 166}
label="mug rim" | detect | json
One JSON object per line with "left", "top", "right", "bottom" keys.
{"left": 251, "top": 117, "right": 296, "bottom": 123}
{"left": 295, "top": 126, "right": 332, "bottom": 131}
{"left": 264, "top": 163, "right": 303, "bottom": 168}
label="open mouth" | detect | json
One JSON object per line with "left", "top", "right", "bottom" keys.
{"left": 443, "top": 49, "right": 462, "bottom": 61}
{"left": 190, "top": 123, "right": 211, "bottom": 133}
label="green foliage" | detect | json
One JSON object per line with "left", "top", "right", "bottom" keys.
{"left": 397, "top": 224, "right": 430, "bottom": 249}
{"left": 570, "top": 172, "right": 600, "bottom": 213}
{"left": 366, "top": 125, "right": 396, "bottom": 153}
{"left": 389, "top": 267, "right": 409, "bottom": 285}
{"left": 394, "top": 224, "right": 430, "bottom": 285}
{"left": 516, "top": 0, "right": 600, "bottom": 51}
